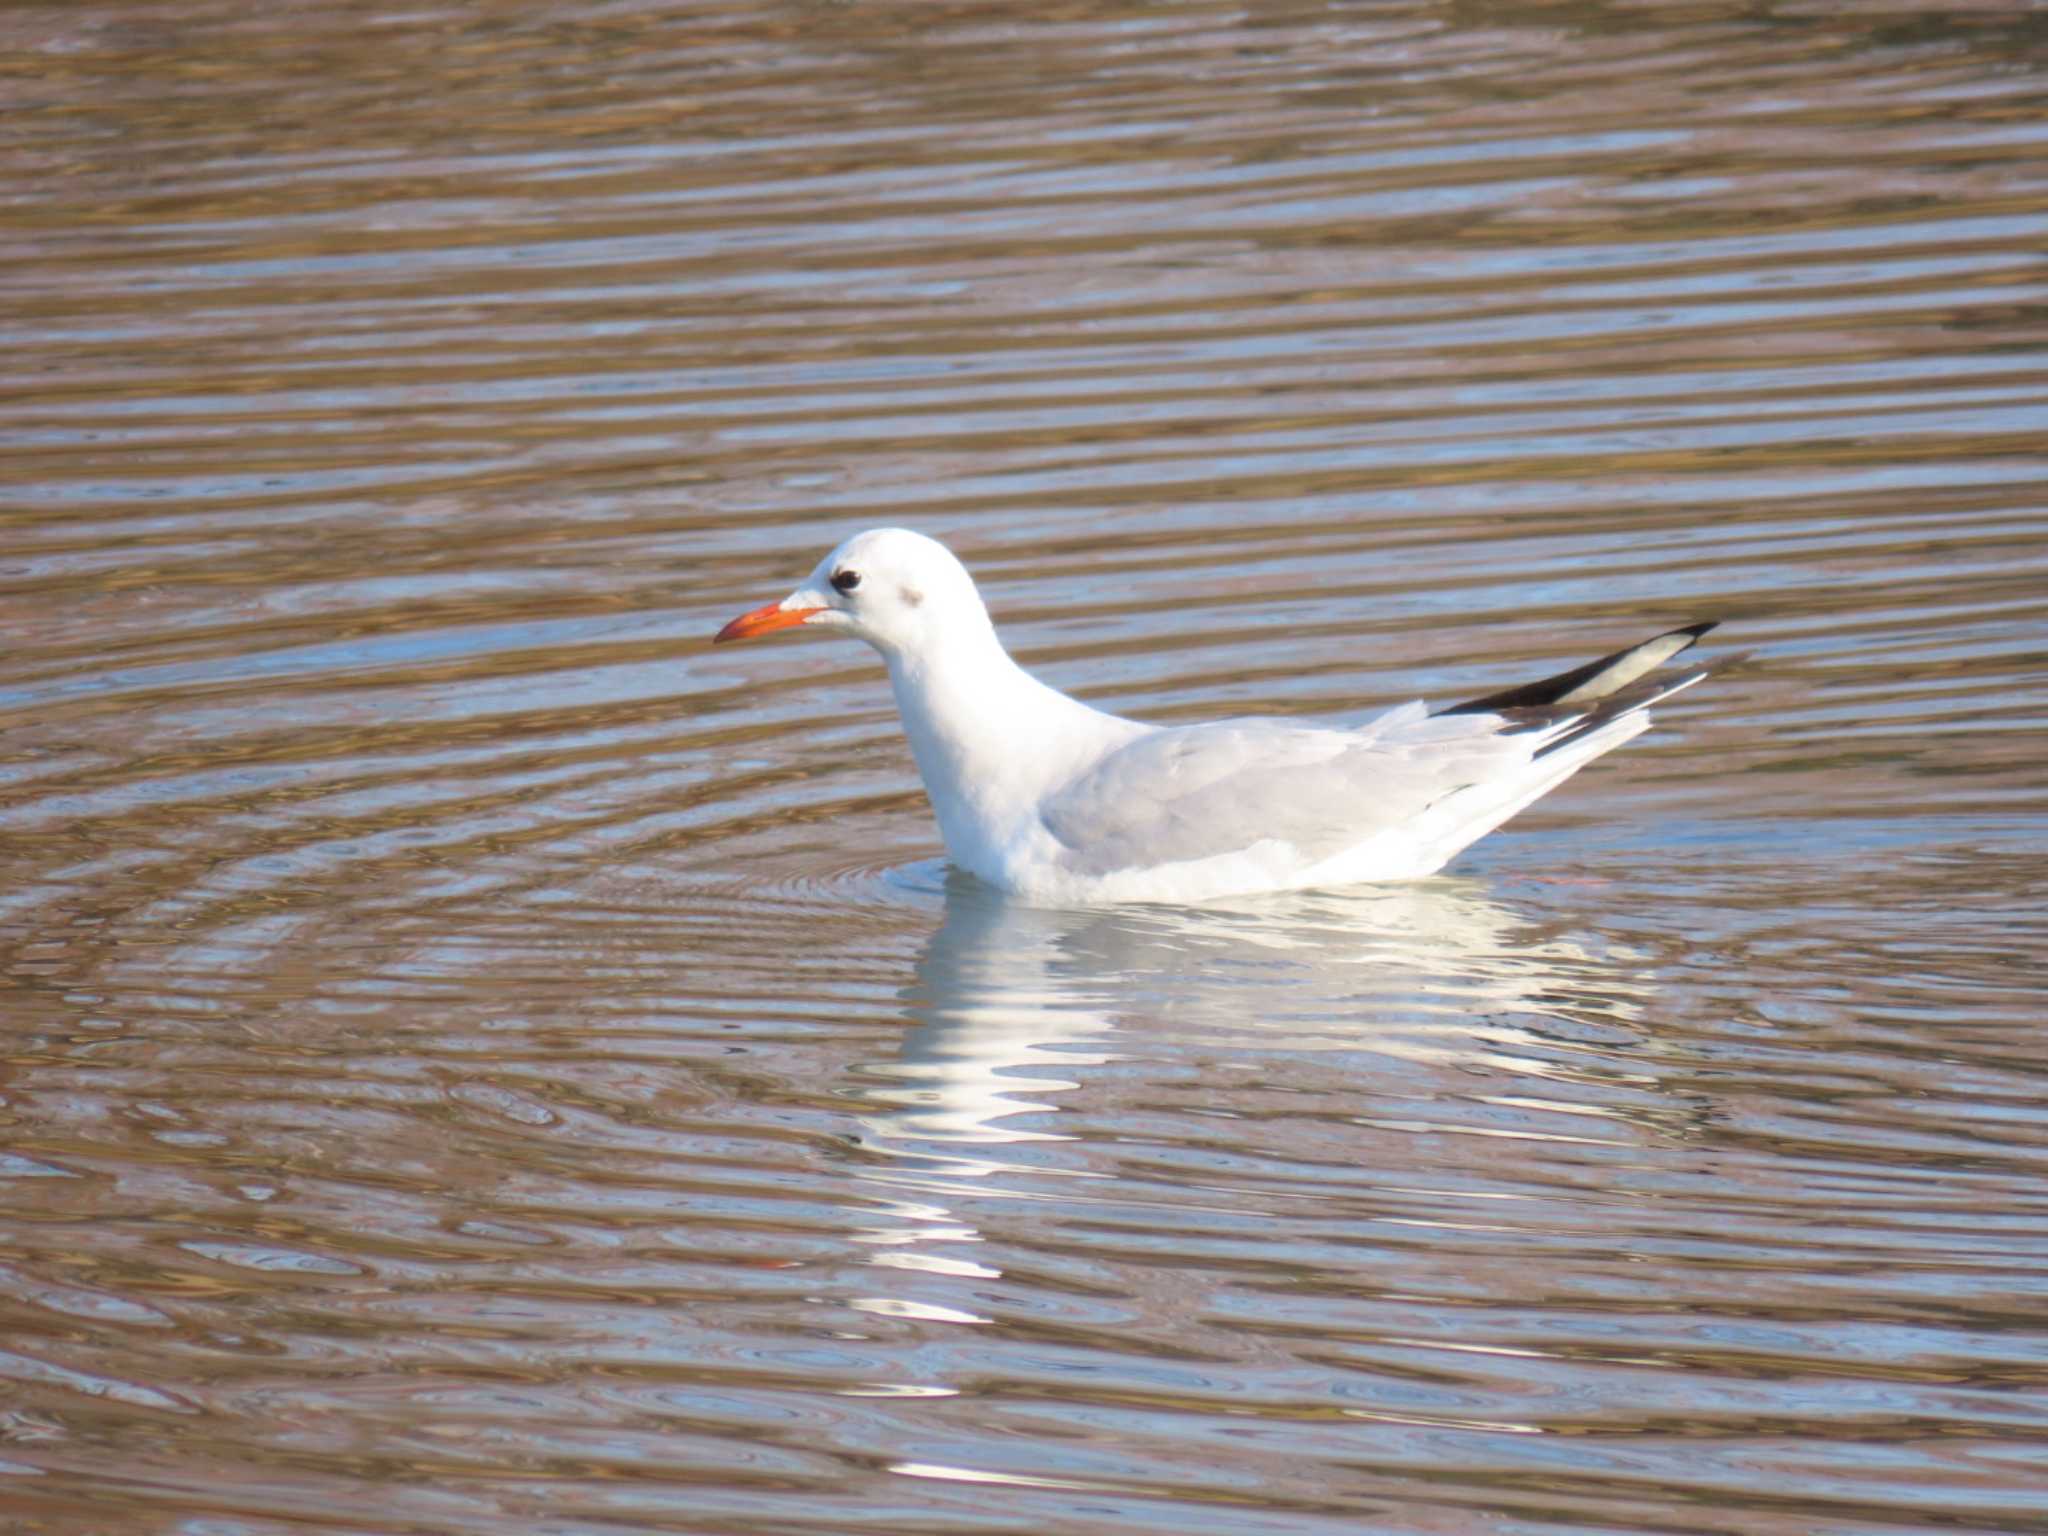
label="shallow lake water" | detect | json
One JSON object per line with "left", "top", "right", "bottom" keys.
{"left": 4, "top": 3, "right": 2047, "bottom": 1533}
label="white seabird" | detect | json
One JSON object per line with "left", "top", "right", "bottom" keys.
{"left": 716, "top": 528, "right": 1723, "bottom": 905}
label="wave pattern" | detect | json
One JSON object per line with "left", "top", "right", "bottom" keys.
{"left": 3, "top": 3, "right": 2046, "bottom": 1532}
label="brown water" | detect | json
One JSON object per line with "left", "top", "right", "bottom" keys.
{"left": 5, "top": 3, "right": 2048, "bottom": 1532}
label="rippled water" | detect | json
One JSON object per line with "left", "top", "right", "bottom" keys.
{"left": 5, "top": 3, "right": 2047, "bottom": 1532}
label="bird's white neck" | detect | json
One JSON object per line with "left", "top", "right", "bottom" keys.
{"left": 883, "top": 625, "right": 1137, "bottom": 878}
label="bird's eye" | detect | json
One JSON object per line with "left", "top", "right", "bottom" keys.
{"left": 831, "top": 569, "right": 861, "bottom": 594}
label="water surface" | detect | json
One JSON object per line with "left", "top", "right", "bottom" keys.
{"left": 4, "top": 2, "right": 2047, "bottom": 1532}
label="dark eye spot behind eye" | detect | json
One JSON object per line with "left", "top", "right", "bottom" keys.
{"left": 831, "top": 569, "right": 861, "bottom": 594}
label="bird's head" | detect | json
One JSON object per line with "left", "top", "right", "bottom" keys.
{"left": 714, "top": 527, "right": 991, "bottom": 659}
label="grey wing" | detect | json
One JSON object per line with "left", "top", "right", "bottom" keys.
{"left": 1038, "top": 705, "right": 1522, "bottom": 877}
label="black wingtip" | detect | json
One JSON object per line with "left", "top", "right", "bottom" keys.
{"left": 1435, "top": 620, "right": 1724, "bottom": 718}
{"left": 1528, "top": 666, "right": 1709, "bottom": 757}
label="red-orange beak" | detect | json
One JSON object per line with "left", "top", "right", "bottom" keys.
{"left": 714, "top": 602, "right": 825, "bottom": 645}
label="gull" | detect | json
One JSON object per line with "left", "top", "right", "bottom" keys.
{"left": 715, "top": 528, "right": 1724, "bottom": 905}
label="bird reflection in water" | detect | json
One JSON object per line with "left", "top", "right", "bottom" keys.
{"left": 851, "top": 870, "right": 1662, "bottom": 1169}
